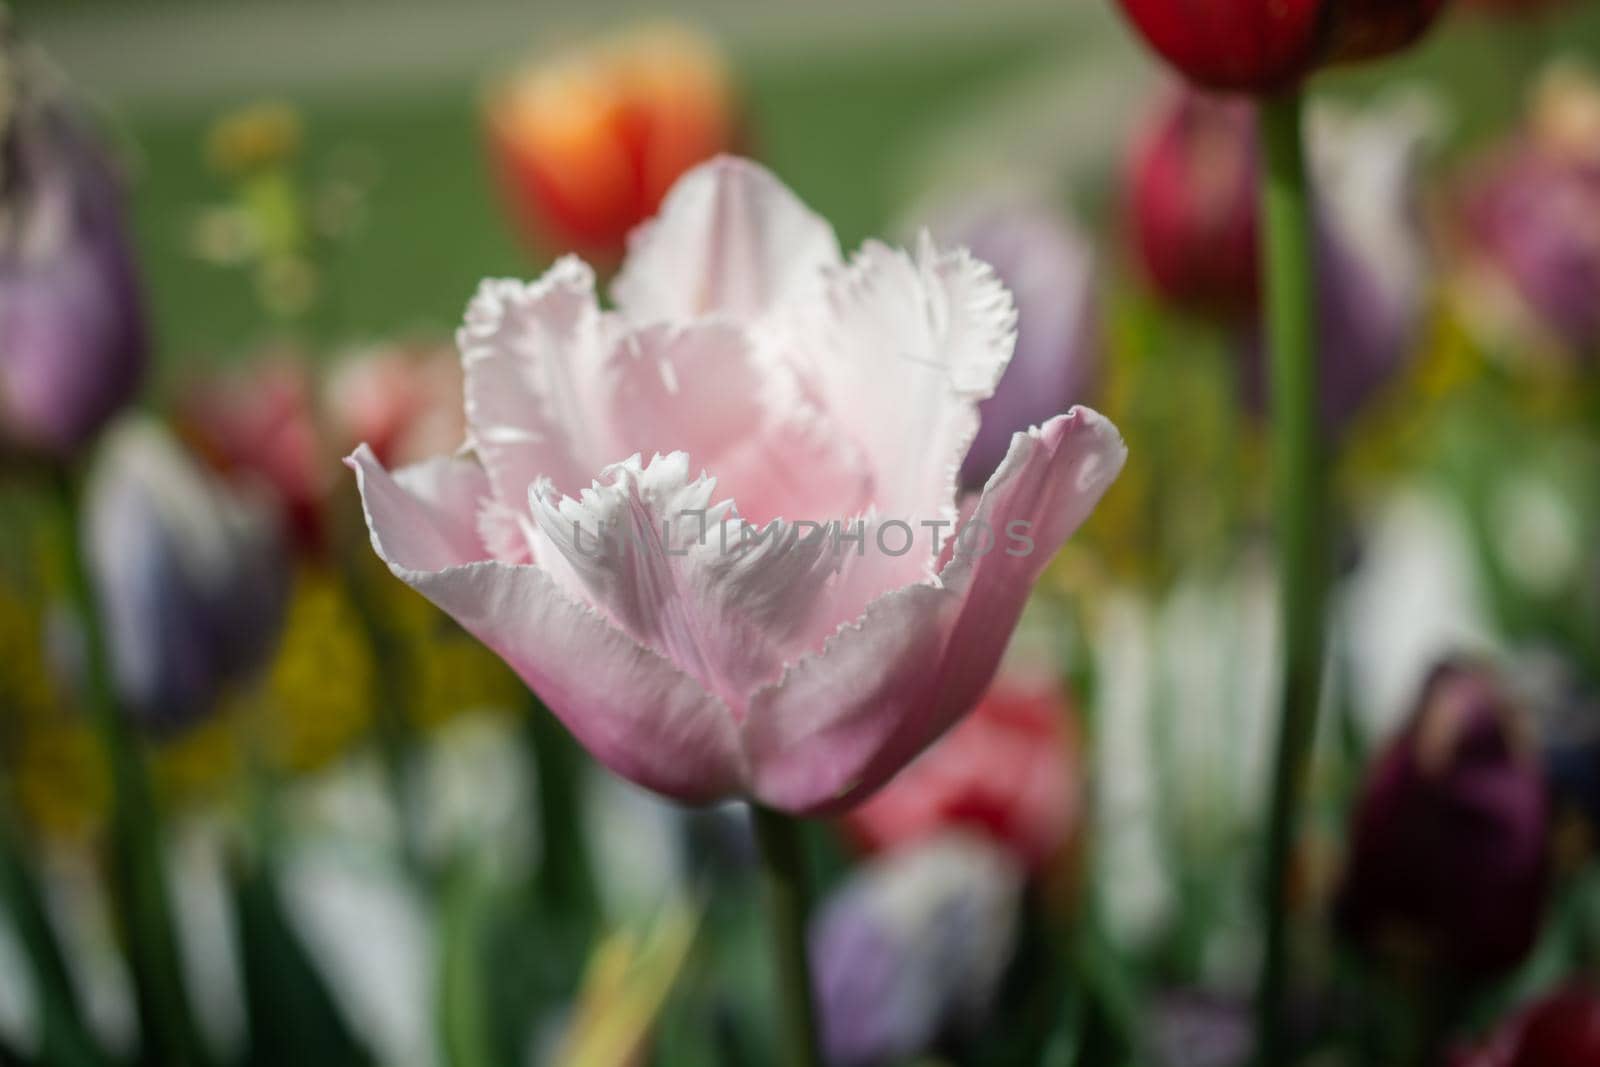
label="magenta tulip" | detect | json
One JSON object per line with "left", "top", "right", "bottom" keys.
{"left": 348, "top": 158, "right": 1125, "bottom": 813}
{"left": 1459, "top": 67, "right": 1600, "bottom": 361}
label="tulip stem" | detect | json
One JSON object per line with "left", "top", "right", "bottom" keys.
{"left": 0, "top": 805, "right": 106, "bottom": 1067}
{"left": 1254, "top": 89, "right": 1328, "bottom": 1067}
{"left": 50, "top": 468, "right": 209, "bottom": 1067}
{"left": 340, "top": 543, "right": 428, "bottom": 885}
{"left": 750, "top": 805, "right": 822, "bottom": 1067}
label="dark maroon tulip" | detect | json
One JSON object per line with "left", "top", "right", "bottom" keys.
{"left": 0, "top": 43, "right": 147, "bottom": 457}
{"left": 1449, "top": 986, "right": 1600, "bottom": 1067}
{"left": 944, "top": 203, "right": 1099, "bottom": 490}
{"left": 1126, "top": 89, "right": 1261, "bottom": 321}
{"left": 1114, "top": 0, "right": 1450, "bottom": 94}
{"left": 1336, "top": 660, "right": 1550, "bottom": 980}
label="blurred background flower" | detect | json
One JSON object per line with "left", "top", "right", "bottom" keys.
{"left": 843, "top": 666, "right": 1084, "bottom": 878}
{"left": 1449, "top": 985, "right": 1600, "bottom": 1066}
{"left": 1336, "top": 659, "right": 1551, "bottom": 981}
{"left": 82, "top": 417, "right": 290, "bottom": 736}
{"left": 1455, "top": 61, "right": 1600, "bottom": 368}
{"left": 0, "top": 31, "right": 146, "bottom": 458}
{"left": 811, "top": 833, "right": 1023, "bottom": 1066}
{"left": 941, "top": 199, "right": 1102, "bottom": 489}
{"left": 485, "top": 22, "right": 739, "bottom": 262}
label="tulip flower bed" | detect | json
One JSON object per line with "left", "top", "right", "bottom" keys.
{"left": 4, "top": 3, "right": 1600, "bottom": 1067}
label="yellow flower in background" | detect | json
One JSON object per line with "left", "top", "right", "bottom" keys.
{"left": 258, "top": 568, "right": 376, "bottom": 775}
{"left": 369, "top": 566, "right": 524, "bottom": 733}
{"left": 0, "top": 581, "right": 106, "bottom": 839}
{"left": 206, "top": 101, "right": 303, "bottom": 177}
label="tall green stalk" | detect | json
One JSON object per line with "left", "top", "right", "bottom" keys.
{"left": 340, "top": 541, "right": 427, "bottom": 884}
{"left": 51, "top": 469, "right": 208, "bottom": 1067}
{"left": 525, "top": 702, "right": 597, "bottom": 925}
{"left": 750, "top": 806, "right": 822, "bottom": 1067}
{"left": 0, "top": 807, "right": 105, "bottom": 1067}
{"left": 1254, "top": 89, "right": 1329, "bottom": 1067}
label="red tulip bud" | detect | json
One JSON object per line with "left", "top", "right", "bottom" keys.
{"left": 177, "top": 359, "right": 331, "bottom": 557}
{"left": 843, "top": 673, "right": 1083, "bottom": 875}
{"left": 1114, "top": 0, "right": 1449, "bottom": 94}
{"left": 1126, "top": 89, "right": 1261, "bottom": 320}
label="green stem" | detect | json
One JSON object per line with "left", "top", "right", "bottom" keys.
{"left": 524, "top": 703, "right": 597, "bottom": 925}
{"left": 438, "top": 862, "right": 498, "bottom": 1067}
{"left": 750, "top": 805, "right": 822, "bottom": 1067}
{"left": 0, "top": 809, "right": 105, "bottom": 1067}
{"left": 1254, "top": 89, "right": 1328, "bottom": 1067}
{"left": 50, "top": 468, "right": 208, "bottom": 1067}
{"left": 341, "top": 545, "right": 427, "bottom": 884}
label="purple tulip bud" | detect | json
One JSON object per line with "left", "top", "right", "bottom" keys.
{"left": 942, "top": 203, "right": 1099, "bottom": 490}
{"left": 83, "top": 419, "right": 289, "bottom": 735}
{"left": 809, "top": 833, "right": 1022, "bottom": 1065}
{"left": 1149, "top": 991, "right": 1254, "bottom": 1067}
{"left": 1336, "top": 659, "right": 1550, "bottom": 980}
{"left": 0, "top": 39, "right": 148, "bottom": 456}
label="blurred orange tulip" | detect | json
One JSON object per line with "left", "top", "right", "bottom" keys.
{"left": 485, "top": 23, "right": 739, "bottom": 262}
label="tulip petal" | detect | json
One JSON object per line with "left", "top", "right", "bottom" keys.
{"left": 460, "top": 257, "right": 617, "bottom": 505}
{"left": 742, "top": 407, "right": 1124, "bottom": 813}
{"left": 347, "top": 445, "right": 745, "bottom": 802}
{"left": 529, "top": 451, "right": 849, "bottom": 713}
{"left": 612, "top": 156, "right": 842, "bottom": 322}
{"left": 800, "top": 235, "right": 1018, "bottom": 526}
{"left": 604, "top": 319, "right": 873, "bottom": 526}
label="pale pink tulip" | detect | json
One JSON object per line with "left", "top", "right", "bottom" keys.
{"left": 347, "top": 158, "right": 1124, "bottom": 813}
